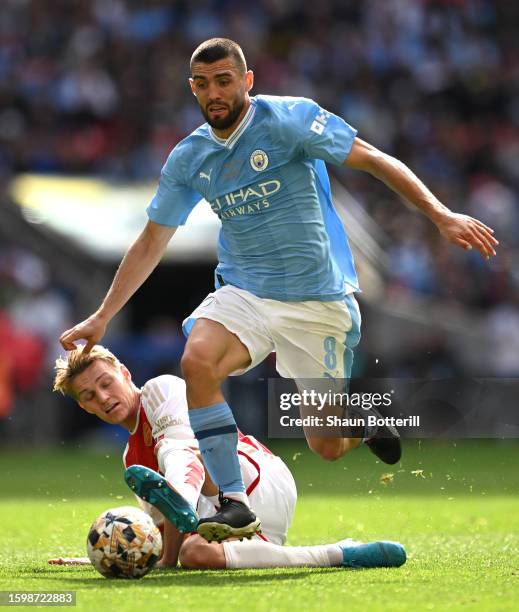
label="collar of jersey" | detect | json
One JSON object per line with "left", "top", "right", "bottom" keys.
{"left": 128, "top": 401, "right": 141, "bottom": 435}
{"left": 208, "top": 99, "right": 256, "bottom": 149}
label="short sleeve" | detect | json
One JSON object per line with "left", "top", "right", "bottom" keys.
{"left": 277, "top": 98, "right": 357, "bottom": 166}
{"left": 146, "top": 148, "right": 201, "bottom": 227}
{"left": 141, "top": 375, "right": 195, "bottom": 442}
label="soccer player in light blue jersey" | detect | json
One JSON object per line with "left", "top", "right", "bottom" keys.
{"left": 61, "top": 38, "right": 498, "bottom": 542}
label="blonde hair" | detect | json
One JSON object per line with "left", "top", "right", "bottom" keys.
{"left": 53, "top": 345, "right": 120, "bottom": 398}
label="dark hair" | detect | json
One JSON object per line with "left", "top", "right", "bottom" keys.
{"left": 190, "top": 38, "right": 247, "bottom": 74}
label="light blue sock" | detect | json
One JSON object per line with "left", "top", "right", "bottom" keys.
{"left": 188, "top": 402, "right": 245, "bottom": 494}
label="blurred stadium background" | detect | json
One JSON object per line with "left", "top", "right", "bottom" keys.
{"left": 0, "top": 0, "right": 518, "bottom": 449}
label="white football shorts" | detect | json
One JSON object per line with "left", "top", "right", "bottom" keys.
{"left": 183, "top": 284, "right": 361, "bottom": 380}
{"left": 198, "top": 451, "right": 297, "bottom": 546}
{"left": 136, "top": 451, "right": 296, "bottom": 546}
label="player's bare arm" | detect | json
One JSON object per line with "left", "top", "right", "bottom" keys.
{"left": 345, "top": 137, "right": 498, "bottom": 260}
{"left": 60, "top": 220, "right": 177, "bottom": 352}
{"left": 155, "top": 519, "right": 185, "bottom": 568}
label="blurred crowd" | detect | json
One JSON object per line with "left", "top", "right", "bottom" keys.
{"left": 0, "top": 242, "right": 266, "bottom": 440}
{"left": 0, "top": 244, "right": 187, "bottom": 424}
{"left": 0, "top": 245, "right": 71, "bottom": 418}
{"left": 1, "top": 1, "right": 517, "bottom": 297}
{"left": 1, "top": 0, "right": 518, "bottom": 431}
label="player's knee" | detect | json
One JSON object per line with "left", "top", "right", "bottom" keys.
{"left": 319, "top": 446, "right": 344, "bottom": 461}
{"left": 308, "top": 439, "right": 345, "bottom": 461}
{"left": 181, "top": 346, "right": 218, "bottom": 385}
{"left": 178, "top": 541, "right": 205, "bottom": 569}
{"left": 179, "top": 536, "right": 219, "bottom": 569}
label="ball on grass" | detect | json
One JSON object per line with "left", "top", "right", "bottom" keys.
{"left": 86, "top": 506, "right": 162, "bottom": 579}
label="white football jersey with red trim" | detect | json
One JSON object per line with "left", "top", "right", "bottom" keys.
{"left": 123, "top": 374, "right": 276, "bottom": 521}
{"left": 140, "top": 375, "right": 196, "bottom": 444}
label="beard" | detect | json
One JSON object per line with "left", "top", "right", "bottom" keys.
{"left": 200, "top": 95, "right": 245, "bottom": 130}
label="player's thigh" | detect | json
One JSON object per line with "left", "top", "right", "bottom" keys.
{"left": 247, "top": 456, "right": 297, "bottom": 546}
{"left": 183, "top": 286, "right": 274, "bottom": 376}
{"left": 183, "top": 317, "right": 252, "bottom": 378}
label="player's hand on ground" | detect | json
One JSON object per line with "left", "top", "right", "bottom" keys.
{"left": 155, "top": 558, "right": 178, "bottom": 569}
{"left": 59, "top": 313, "right": 108, "bottom": 353}
{"left": 435, "top": 211, "right": 498, "bottom": 260}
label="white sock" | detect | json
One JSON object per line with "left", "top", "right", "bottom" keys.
{"left": 157, "top": 441, "right": 204, "bottom": 510}
{"left": 205, "top": 494, "right": 219, "bottom": 507}
{"left": 222, "top": 491, "right": 250, "bottom": 507}
{"left": 223, "top": 539, "right": 344, "bottom": 568}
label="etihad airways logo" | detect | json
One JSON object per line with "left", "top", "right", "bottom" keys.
{"left": 209, "top": 179, "right": 281, "bottom": 219}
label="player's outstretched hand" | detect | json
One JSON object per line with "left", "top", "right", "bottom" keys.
{"left": 60, "top": 313, "right": 108, "bottom": 353}
{"left": 435, "top": 211, "right": 498, "bottom": 260}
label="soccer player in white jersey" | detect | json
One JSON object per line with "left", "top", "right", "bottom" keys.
{"left": 53, "top": 345, "right": 406, "bottom": 570}
{"left": 60, "top": 38, "right": 498, "bottom": 541}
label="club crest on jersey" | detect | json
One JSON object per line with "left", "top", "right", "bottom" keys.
{"left": 250, "top": 149, "right": 269, "bottom": 172}
{"left": 143, "top": 422, "right": 153, "bottom": 447}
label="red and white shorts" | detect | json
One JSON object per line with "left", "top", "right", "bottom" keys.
{"left": 198, "top": 445, "right": 297, "bottom": 546}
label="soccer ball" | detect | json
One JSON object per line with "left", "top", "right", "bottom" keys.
{"left": 86, "top": 506, "right": 162, "bottom": 579}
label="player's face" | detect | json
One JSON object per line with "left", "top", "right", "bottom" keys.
{"left": 190, "top": 58, "right": 253, "bottom": 134}
{"left": 71, "top": 361, "right": 139, "bottom": 430}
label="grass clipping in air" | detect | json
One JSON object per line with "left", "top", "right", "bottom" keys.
{"left": 0, "top": 441, "right": 518, "bottom": 611}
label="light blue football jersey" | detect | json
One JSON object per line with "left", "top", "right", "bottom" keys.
{"left": 147, "top": 95, "right": 359, "bottom": 301}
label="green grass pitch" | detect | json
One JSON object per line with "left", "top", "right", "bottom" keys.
{"left": 1, "top": 441, "right": 518, "bottom": 611}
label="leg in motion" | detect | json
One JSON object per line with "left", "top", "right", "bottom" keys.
{"left": 181, "top": 318, "right": 260, "bottom": 541}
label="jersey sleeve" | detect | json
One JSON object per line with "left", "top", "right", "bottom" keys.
{"left": 141, "top": 375, "right": 204, "bottom": 510}
{"left": 140, "top": 375, "right": 195, "bottom": 443}
{"left": 274, "top": 97, "right": 357, "bottom": 165}
{"left": 146, "top": 146, "right": 201, "bottom": 227}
